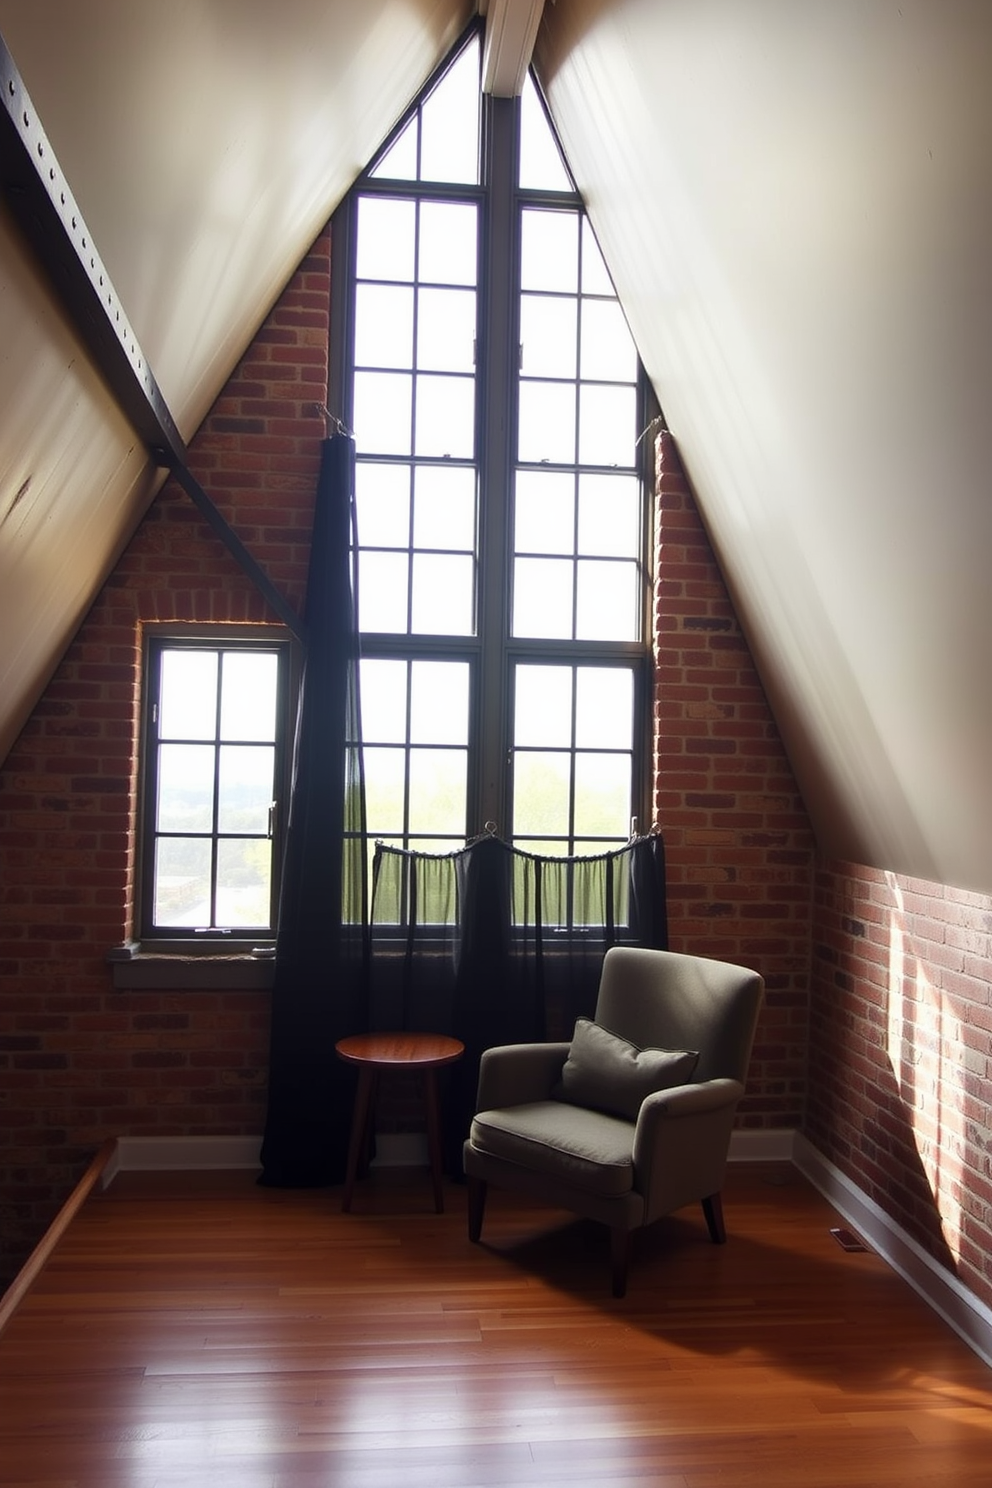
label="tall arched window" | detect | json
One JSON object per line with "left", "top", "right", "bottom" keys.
{"left": 332, "top": 26, "right": 654, "bottom": 863}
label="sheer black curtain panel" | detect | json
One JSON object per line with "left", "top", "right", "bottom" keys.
{"left": 258, "top": 433, "right": 368, "bottom": 1187}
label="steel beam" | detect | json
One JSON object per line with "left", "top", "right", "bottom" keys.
{"left": 0, "top": 29, "right": 305, "bottom": 640}
{"left": 0, "top": 30, "right": 186, "bottom": 465}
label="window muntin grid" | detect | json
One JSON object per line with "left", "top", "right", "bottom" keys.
{"left": 144, "top": 641, "right": 288, "bottom": 934}
{"left": 342, "top": 28, "right": 651, "bottom": 862}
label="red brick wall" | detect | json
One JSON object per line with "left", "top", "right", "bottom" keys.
{"left": 809, "top": 859, "right": 992, "bottom": 1313}
{"left": 0, "top": 228, "right": 331, "bottom": 1287}
{"left": 653, "top": 432, "right": 814, "bottom": 1129}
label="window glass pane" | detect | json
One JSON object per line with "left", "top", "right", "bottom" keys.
{"left": 514, "top": 665, "right": 573, "bottom": 747}
{"left": 513, "top": 556, "right": 573, "bottom": 639}
{"left": 514, "top": 469, "right": 574, "bottom": 555}
{"left": 411, "top": 553, "right": 474, "bottom": 635}
{"left": 358, "top": 551, "right": 409, "bottom": 632}
{"left": 577, "top": 383, "right": 637, "bottom": 467}
{"left": 575, "top": 560, "right": 639, "bottom": 641}
{"left": 356, "top": 197, "right": 416, "bottom": 280}
{"left": 513, "top": 752, "right": 571, "bottom": 836}
{"left": 514, "top": 852, "right": 573, "bottom": 924}
{"left": 370, "top": 117, "right": 418, "bottom": 181}
{"left": 355, "top": 284, "right": 414, "bottom": 369}
{"left": 573, "top": 753, "right": 631, "bottom": 838}
{"left": 520, "top": 295, "right": 577, "bottom": 378}
{"left": 580, "top": 299, "right": 638, "bottom": 383}
{"left": 153, "top": 838, "right": 211, "bottom": 926}
{"left": 360, "top": 659, "right": 408, "bottom": 743}
{"left": 159, "top": 651, "right": 217, "bottom": 740}
{"left": 217, "top": 745, "right": 274, "bottom": 834}
{"left": 517, "top": 380, "right": 575, "bottom": 464}
{"left": 220, "top": 653, "right": 278, "bottom": 742}
{"left": 419, "top": 39, "right": 479, "bottom": 184}
{"left": 216, "top": 838, "right": 271, "bottom": 927}
{"left": 410, "top": 660, "right": 470, "bottom": 745}
{"left": 364, "top": 747, "right": 407, "bottom": 835}
{"left": 414, "top": 465, "right": 475, "bottom": 550}
{"left": 414, "top": 374, "right": 474, "bottom": 459}
{"left": 342, "top": 45, "right": 648, "bottom": 866}
{"left": 355, "top": 463, "right": 410, "bottom": 548}
{"left": 408, "top": 749, "right": 467, "bottom": 834}
{"left": 578, "top": 474, "right": 640, "bottom": 559}
{"left": 354, "top": 370, "right": 412, "bottom": 455}
{"left": 521, "top": 209, "right": 578, "bottom": 293}
{"left": 581, "top": 219, "right": 614, "bottom": 296}
{"left": 511, "top": 838, "right": 564, "bottom": 859}
{"left": 519, "top": 73, "right": 572, "bottom": 191}
{"left": 575, "top": 668, "right": 634, "bottom": 750}
{"left": 419, "top": 201, "right": 478, "bottom": 285}
{"left": 417, "top": 287, "right": 476, "bottom": 372}
{"left": 157, "top": 743, "right": 214, "bottom": 832}
{"left": 405, "top": 848, "right": 461, "bottom": 919}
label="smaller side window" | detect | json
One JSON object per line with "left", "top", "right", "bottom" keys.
{"left": 139, "top": 632, "right": 292, "bottom": 943}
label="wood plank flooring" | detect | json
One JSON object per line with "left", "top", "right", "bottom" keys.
{"left": 1, "top": 1162, "right": 990, "bottom": 1487}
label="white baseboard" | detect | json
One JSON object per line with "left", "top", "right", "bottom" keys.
{"left": 108, "top": 1127, "right": 797, "bottom": 1179}
{"left": 107, "top": 1132, "right": 423, "bottom": 1178}
{"left": 371, "top": 1133, "right": 428, "bottom": 1166}
{"left": 793, "top": 1133, "right": 992, "bottom": 1371}
{"left": 110, "top": 1135, "right": 262, "bottom": 1181}
{"left": 729, "top": 1127, "right": 797, "bottom": 1163}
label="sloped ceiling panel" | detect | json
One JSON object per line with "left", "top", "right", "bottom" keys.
{"left": 0, "top": 0, "right": 471, "bottom": 764}
{"left": 0, "top": 201, "right": 160, "bottom": 757}
{"left": 537, "top": 0, "right": 992, "bottom": 894}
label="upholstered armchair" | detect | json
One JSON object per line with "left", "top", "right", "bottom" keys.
{"left": 463, "top": 945, "right": 764, "bottom": 1296}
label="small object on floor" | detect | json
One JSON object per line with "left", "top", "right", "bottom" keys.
{"left": 830, "top": 1226, "right": 868, "bottom": 1252}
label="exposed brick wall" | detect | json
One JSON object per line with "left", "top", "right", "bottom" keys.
{"left": 809, "top": 859, "right": 992, "bottom": 1313}
{"left": 0, "top": 228, "right": 331, "bottom": 1287}
{"left": 653, "top": 432, "right": 814, "bottom": 1129}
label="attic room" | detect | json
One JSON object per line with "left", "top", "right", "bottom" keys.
{"left": 1, "top": 0, "right": 991, "bottom": 1477}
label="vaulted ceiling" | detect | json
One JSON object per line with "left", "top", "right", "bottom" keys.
{"left": 1, "top": 0, "right": 990, "bottom": 894}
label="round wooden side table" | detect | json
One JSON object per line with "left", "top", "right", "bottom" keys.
{"left": 335, "top": 1032, "right": 465, "bottom": 1213}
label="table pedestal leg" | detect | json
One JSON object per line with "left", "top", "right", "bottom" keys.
{"left": 342, "top": 1066, "right": 376, "bottom": 1213}
{"left": 423, "top": 1068, "right": 445, "bottom": 1213}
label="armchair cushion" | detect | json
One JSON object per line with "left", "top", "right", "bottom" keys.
{"left": 470, "top": 1101, "right": 635, "bottom": 1197}
{"left": 557, "top": 1017, "right": 698, "bottom": 1121}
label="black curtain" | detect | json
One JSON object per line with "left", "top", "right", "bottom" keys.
{"left": 258, "top": 433, "right": 367, "bottom": 1187}
{"left": 368, "top": 833, "right": 668, "bottom": 1175}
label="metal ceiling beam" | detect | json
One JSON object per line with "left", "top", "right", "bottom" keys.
{"left": 0, "top": 28, "right": 304, "bottom": 640}
{"left": 0, "top": 30, "right": 186, "bottom": 467}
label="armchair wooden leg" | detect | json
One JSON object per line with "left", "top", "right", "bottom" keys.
{"left": 702, "top": 1192, "right": 726, "bottom": 1244}
{"left": 467, "top": 1176, "right": 487, "bottom": 1242}
{"left": 610, "top": 1226, "right": 629, "bottom": 1298}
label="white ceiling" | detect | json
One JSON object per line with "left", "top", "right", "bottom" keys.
{"left": 1, "top": 0, "right": 991, "bottom": 893}
{"left": 537, "top": 0, "right": 992, "bottom": 890}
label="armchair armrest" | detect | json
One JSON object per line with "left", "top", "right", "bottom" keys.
{"left": 637, "top": 1077, "right": 744, "bottom": 1125}
{"left": 632, "top": 1077, "right": 745, "bottom": 1222}
{"left": 475, "top": 1041, "right": 571, "bottom": 1111}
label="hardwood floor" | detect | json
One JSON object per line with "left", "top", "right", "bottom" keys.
{"left": 1, "top": 1162, "right": 990, "bottom": 1487}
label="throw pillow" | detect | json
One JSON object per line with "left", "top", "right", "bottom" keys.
{"left": 558, "top": 1017, "right": 698, "bottom": 1121}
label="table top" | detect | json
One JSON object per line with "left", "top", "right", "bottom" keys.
{"left": 335, "top": 1032, "right": 465, "bottom": 1069}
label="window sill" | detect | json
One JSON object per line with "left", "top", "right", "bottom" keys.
{"left": 107, "top": 941, "right": 276, "bottom": 990}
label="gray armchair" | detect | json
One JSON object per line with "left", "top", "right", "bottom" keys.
{"left": 464, "top": 945, "right": 764, "bottom": 1296}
